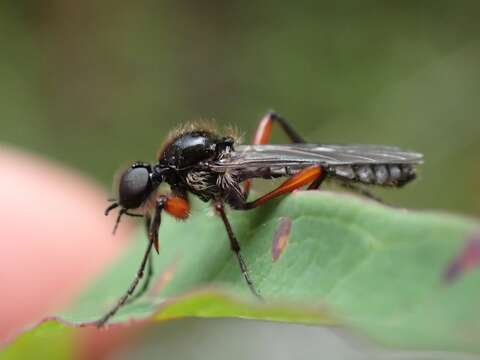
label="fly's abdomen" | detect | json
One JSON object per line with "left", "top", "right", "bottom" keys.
{"left": 330, "top": 164, "right": 416, "bottom": 187}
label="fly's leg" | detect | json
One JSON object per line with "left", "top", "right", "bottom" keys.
{"left": 338, "top": 181, "right": 385, "bottom": 204}
{"left": 126, "top": 195, "right": 190, "bottom": 304}
{"left": 223, "top": 166, "right": 325, "bottom": 296}
{"left": 105, "top": 204, "right": 144, "bottom": 235}
{"left": 125, "top": 216, "right": 155, "bottom": 304}
{"left": 255, "top": 111, "right": 324, "bottom": 191}
{"left": 244, "top": 111, "right": 306, "bottom": 196}
{"left": 126, "top": 251, "right": 153, "bottom": 305}
{"left": 214, "top": 201, "right": 262, "bottom": 299}
{"left": 239, "top": 165, "right": 326, "bottom": 209}
{"left": 96, "top": 195, "right": 190, "bottom": 327}
{"left": 307, "top": 175, "right": 325, "bottom": 190}
{"left": 253, "top": 111, "right": 306, "bottom": 145}
{"left": 127, "top": 195, "right": 189, "bottom": 304}
{"left": 96, "top": 199, "right": 165, "bottom": 328}
{"left": 104, "top": 204, "right": 150, "bottom": 305}
{"left": 96, "top": 235, "right": 155, "bottom": 328}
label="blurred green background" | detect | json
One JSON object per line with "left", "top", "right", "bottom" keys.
{"left": 1, "top": 1, "right": 479, "bottom": 358}
{"left": 1, "top": 0, "right": 479, "bottom": 214}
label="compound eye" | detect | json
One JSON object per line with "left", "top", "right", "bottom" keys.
{"left": 118, "top": 165, "right": 152, "bottom": 209}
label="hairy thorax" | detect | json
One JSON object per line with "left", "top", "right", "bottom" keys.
{"left": 158, "top": 126, "right": 242, "bottom": 203}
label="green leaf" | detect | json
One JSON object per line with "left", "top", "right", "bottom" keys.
{"left": 0, "top": 321, "right": 73, "bottom": 360}
{"left": 4, "top": 191, "right": 480, "bottom": 355}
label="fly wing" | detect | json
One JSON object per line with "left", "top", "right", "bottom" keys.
{"left": 211, "top": 144, "right": 423, "bottom": 172}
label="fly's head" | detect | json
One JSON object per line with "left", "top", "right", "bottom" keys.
{"left": 117, "top": 162, "right": 155, "bottom": 209}
{"left": 105, "top": 162, "right": 166, "bottom": 233}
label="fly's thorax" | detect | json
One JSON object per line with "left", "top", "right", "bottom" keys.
{"left": 159, "top": 129, "right": 237, "bottom": 171}
{"left": 329, "top": 163, "right": 416, "bottom": 186}
{"left": 183, "top": 167, "right": 244, "bottom": 204}
{"left": 160, "top": 131, "right": 219, "bottom": 169}
{"left": 183, "top": 168, "right": 219, "bottom": 202}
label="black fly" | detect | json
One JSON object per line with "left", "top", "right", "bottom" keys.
{"left": 97, "top": 111, "right": 423, "bottom": 327}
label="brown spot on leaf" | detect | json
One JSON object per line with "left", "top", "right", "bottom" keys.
{"left": 444, "top": 231, "right": 480, "bottom": 284}
{"left": 272, "top": 217, "right": 292, "bottom": 262}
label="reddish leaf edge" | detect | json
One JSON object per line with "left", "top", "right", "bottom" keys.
{"left": 1, "top": 286, "right": 338, "bottom": 348}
